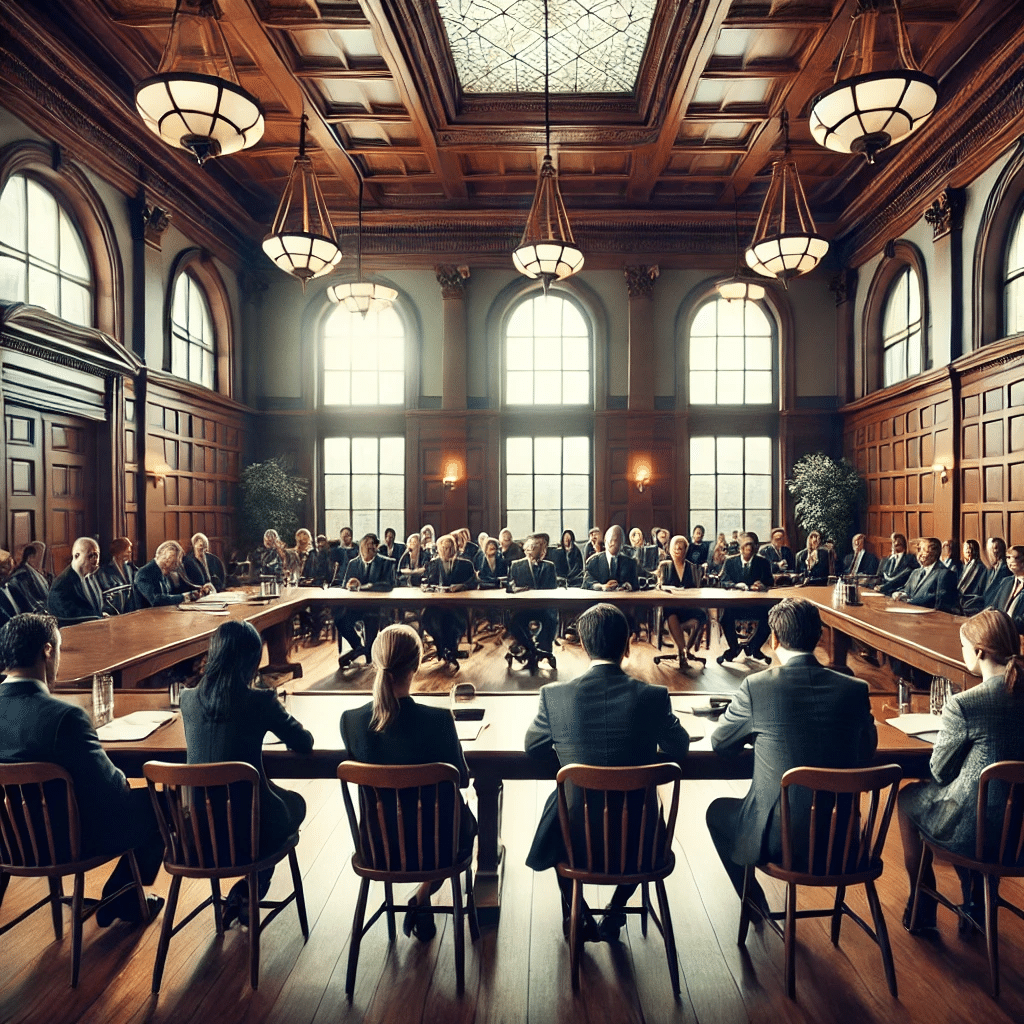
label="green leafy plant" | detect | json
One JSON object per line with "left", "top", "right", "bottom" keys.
{"left": 239, "top": 456, "right": 308, "bottom": 550}
{"left": 786, "top": 452, "right": 864, "bottom": 552}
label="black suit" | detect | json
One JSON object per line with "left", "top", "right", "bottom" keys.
{"left": 706, "top": 654, "right": 877, "bottom": 895}
{"left": 898, "top": 562, "right": 958, "bottom": 612}
{"left": 719, "top": 554, "right": 774, "bottom": 655}
{"left": 982, "top": 561, "right": 1012, "bottom": 606}
{"left": 842, "top": 549, "right": 880, "bottom": 575}
{"left": 685, "top": 541, "right": 710, "bottom": 569}
{"left": 0, "top": 585, "right": 24, "bottom": 626}
{"left": 759, "top": 544, "right": 794, "bottom": 571}
{"left": 327, "top": 545, "right": 358, "bottom": 586}
{"left": 182, "top": 552, "right": 226, "bottom": 591}
{"left": 795, "top": 547, "right": 829, "bottom": 581}
{"left": 396, "top": 546, "right": 430, "bottom": 584}
{"left": 460, "top": 541, "right": 480, "bottom": 564}
{"left": 134, "top": 559, "right": 189, "bottom": 607}
{"left": 380, "top": 541, "right": 406, "bottom": 565}
{"left": 957, "top": 558, "right": 989, "bottom": 615}
{"left": 423, "top": 557, "right": 478, "bottom": 657}
{"left": 334, "top": 555, "right": 396, "bottom": 656}
{"left": 9, "top": 564, "right": 49, "bottom": 612}
{"left": 877, "top": 551, "right": 918, "bottom": 595}
{"left": 97, "top": 560, "right": 137, "bottom": 614}
{"left": 507, "top": 557, "right": 558, "bottom": 654}
{"left": 986, "top": 574, "right": 1024, "bottom": 631}
{"left": 550, "top": 545, "right": 584, "bottom": 586}
{"left": 47, "top": 566, "right": 105, "bottom": 623}
{"left": 583, "top": 551, "right": 639, "bottom": 591}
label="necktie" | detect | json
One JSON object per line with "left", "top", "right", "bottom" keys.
{"left": 610, "top": 556, "right": 618, "bottom": 578}
{"left": 1008, "top": 579, "right": 1023, "bottom": 613}
{"left": 853, "top": 551, "right": 862, "bottom": 573}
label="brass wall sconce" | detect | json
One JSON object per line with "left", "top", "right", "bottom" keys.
{"left": 634, "top": 463, "right": 651, "bottom": 493}
{"left": 932, "top": 462, "right": 948, "bottom": 484}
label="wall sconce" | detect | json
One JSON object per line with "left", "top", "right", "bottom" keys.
{"left": 146, "top": 460, "right": 173, "bottom": 485}
{"left": 443, "top": 461, "right": 461, "bottom": 491}
{"left": 634, "top": 463, "right": 651, "bottom": 493}
{"left": 932, "top": 462, "right": 948, "bottom": 484}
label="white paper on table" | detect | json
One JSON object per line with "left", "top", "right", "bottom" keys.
{"left": 887, "top": 606, "right": 935, "bottom": 614}
{"left": 886, "top": 713, "right": 942, "bottom": 740}
{"left": 198, "top": 591, "right": 247, "bottom": 604}
{"left": 456, "top": 722, "right": 484, "bottom": 742}
{"left": 97, "top": 710, "right": 177, "bottom": 742}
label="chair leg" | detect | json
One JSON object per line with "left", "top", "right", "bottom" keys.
{"left": 865, "top": 879, "right": 897, "bottom": 998}
{"left": 451, "top": 871, "right": 466, "bottom": 995}
{"left": 831, "top": 885, "right": 846, "bottom": 945}
{"left": 127, "top": 850, "right": 149, "bottom": 923}
{"left": 909, "top": 846, "right": 932, "bottom": 931}
{"left": 569, "top": 880, "right": 583, "bottom": 994}
{"left": 288, "top": 848, "right": 309, "bottom": 940}
{"left": 345, "top": 877, "right": 370, "bottom": 999}
{"left": 211, "top": 879, "right": 224, "bottom": 935}
{"left": 784, "top": 882, "right": 797, "bottom": 1000}
{"left": 655, "top": 878, "right": 681, "bottom": 997}
{"left": 983, "top": 873, "right": 1000, "bottom": 998}
{"left": 737, "top": 865, "right": 754, "bottom": 945}
{"left": 152, "top": 875, "right": 182, "bottom": 994}
{"left": 248, "top": 870, "right": 261, "bottom": 989}
{"left": 465, "top": 866, "right": 480, "bottom": 942}
{"left": 48, "top": 877, "right": 64, "bottom": 940}
{"left": 70, "top": 872, "right": 85, "bottom": 988}
{"left": 384, "top": 882, "right": 396, "bottom": 941}
{"left": 641, "top": 882, "right": 650, "bottom": 938}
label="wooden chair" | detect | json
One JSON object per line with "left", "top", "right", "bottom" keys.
{"left": 555, "top": 762, "right": 682, "bottom": 995}
{"left": 738, "top": 764, "right": 902, "bottom": 1000}
{"left": 908, "top": 760, "right": 1024, "bottom": 997}
{"left": 0, "top": 761, "right": 150, "bottom": 987}
{"left": 143, "top": 760, "right": 308, "bottom": 992}
{"left": 337, "top": 761, "right": 479, "bottom": 997}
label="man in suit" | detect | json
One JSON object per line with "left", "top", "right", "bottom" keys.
{"left": 759, "top": 528, "right": 794, "bottom": 572}
{"left": 981, "top": 536, "right": 1011, "bottom": 605}
{"left": 686, "top": 525, "right": 710, "bottom": 569}
{"left": 583, "top": 527, "right": 603, "bottom": 563}
{"left": 134, "top": 540, "right": 213, "bottom": 607}
{"left": 422, "top": 533, "right": 478, "bottom": 667}
{"left": 327, "top": 526, "right": 358, "bottom": 586}
{"left": 181, "top": 531, "right": 226, "bottom": 591}
{"left": 957, "top": 541, "right": 989, "bottom": 615}
{"left": 508, "top": 534, "right": 559, "bottom": 670}
{"left": 985, "top": 544, "right": 1024, "bottom": 630}
{"left": 892, "top": 537, "right": 958, "bottom": 612}
{"left": 706, "top": 598, "right": 877, "bottom": 907}
{"left": 380, "top": 527, "right": 406, "bottom": 565}
{"left": 583, "top": 525, "right": 639, "bottom": 591}
{"left": 457, "top": 528, "right": 480, "bottom": 565}
{"left": 334, "top": 533, "right": 396, "bottom": 668}
{"left": 525, "top": 603, "right": 690, "bottom": 941}
{"left": 9, "top": 544, "right": 50, "bottom": 613}
{"left": 47, "top": 537, "right": 106, "bottom": 624}
{"left": 0, "top": 549, "right": 23, "bottom": 626}
{"left": 717, "top": 532, "right": 774, "bottom": 665}
{"left": 842, "top": 533, "right": 880, "bottom": 575}
{"left": 0, "top": 613, "right": 165, "bottom": 924}
{"left": 875, "top": 532, "right": 918, "bottom": 595}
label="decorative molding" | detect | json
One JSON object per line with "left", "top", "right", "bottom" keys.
{"left": 130, "top": 192, "right": 173, "bottom": 251}
{"left": 923, "top": 187, "right": 966, "bottom": 241}
{"left": 624, "top": 265, "right": 660, "bottom": 298}
{"left": 435, "top": 264, "right": 470, "bottom": 299}
{"left": 829, "top": 268, "right": 857, "bottom": 307}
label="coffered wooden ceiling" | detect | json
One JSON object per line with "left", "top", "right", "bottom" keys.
{"left": 6, "top": 0, "right": 1024, "bottom": 268}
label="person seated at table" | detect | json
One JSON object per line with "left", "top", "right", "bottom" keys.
{"left": 890, "top": 537, "right": 958, "bottom": 612}
{"left": 759, "top": 528, "right": 794, "bottom": 573}
{"left": 0, "top": 612, "right": 166, "bottom": 924}
{"left": 181, "top": 619, "right": 313, "bottom": 928}
{"left": 717, "top": 532, "right": 773, "bottom": 665}
{"left": 498, "top": 528, "right": 524, "bottom": 569}
{"left": 135, "top": 540, "right": 213, "bottom": 607}
{"left": 182, "top": 532, "right": 226, "bottom": 592}
{"left": 583, "top": 526, "right": 603, "bottom": 562}
{"left": 652, "top": 527, "right": 671, "bottom": 564}
{"left": 958, "top": 539, "right": 989, "bottom": 615}
{"left": 97, "top": 537, "right": 138, "bottom": 615}
{"left": 334, "top": 533, "right": 396, "bottom": 669}
{"left": 658, "top": 535, "right": 707, "bottom": 667}
{"left": 9, "top": 543, "right": 50, "bottom": 613}
{"left": 397, "top": 532, "right": 430, "bottom": 585}
{"left": 550, "top": 529, "right": 584, "bottom": 586}
{"left": 285, "top": 528, "right": 317, "bottom": 583}
{"left": 981, "top": 536, "right": 1011, "bottom": 605}
{"left": 525, "top": 603, "right": 690, "bottom": 942}
{"left": 422, "top": 533, "right": 478, "bottom": 669}
{"left": 897, "top": 609, "right": 1024, "bottom": 933}
{"left": 686, "top": 525, "right": 710, "bottom": 569}
{"left": 726, "top": 530, "right": 741, "bottom": 556}
{"left": 940, "top": 538, "right": 963, "bottom": 578}
{"left": 477, "top": 531, "right": 489, "bottom": 554}
{"left": 257, "top": 529, "right": 288, "bottom": 581}
{"left": 341, "top": 624, "right": 477, "bottom": 941}
{"left": 583, "top": 525, "right": 639, "bottom": 592}
{"left": 0, "top": 550, "right": 21, "bottom": 627}
{"left": 876, "top": 532, "right": 919, "bottom": 595}
{"left": 984, "top": 544, "right": 1024, "bottom": 631}
{"left": 628, "top": 527, "right": 660, "bottom": 576}
{"left": 48, "top": 537, "right": 106, "bottom": 624}
{"left": 706, "top": 598, "right": 877, "bottom": 905}
{"left": 476, "top": 537, "right": 505, "bottom": 588}
{"left": 508, "top": 535, "right": 558, "bottom": 672}
{"left": 795, "top": 529, "right": 830, "bottom": 583}
{"left": 705, "top": 538, "right": 728, "bottom": 582}
{"left": 380, "top": 527, "right": 405, "bottom": 565}
{"left": 419, "top": 523, "right": 438, "bottom": 559}
{"left": 842, "top": 533, "right": 880, "bottom": 576}
{"left": 456, "top": 528, "right": 479, "bottom": 565}
{"left": 326, "top": 526, "right": 358, "bottom": 585}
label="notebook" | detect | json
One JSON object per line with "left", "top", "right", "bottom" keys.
{"left": 97, "top": 710, "right": 178, "bottom": 742}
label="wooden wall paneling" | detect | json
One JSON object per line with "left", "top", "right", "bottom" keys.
{"left": 4, "top": 405, "right": 42, "bottom": 560}
{"left": 779, "top": 410, "right": 845, "bottom": 548}
{"left": 44, "top": 412, "right": 97, "bottom": 573}
{"left": 123, "top": 380, "right": 140, "bottom": 549}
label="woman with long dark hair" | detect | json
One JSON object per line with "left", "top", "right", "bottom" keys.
{"left": 180, "top": 620, "right": 313, "bottom": 926}
{"left": 550, "top": 529, "right": 584, "bottom": 586}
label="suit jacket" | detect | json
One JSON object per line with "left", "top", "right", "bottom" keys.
{"left": 958, "top": 559, "right": 990, "bottom": 615}
{"left": 460, "top": 541, "right": 480, "bottom": 564}
{"left": 720, "top": 553, "right": 774, "bottom": 590}
{"left": 711, "top": 654, "right": 877, "bottom": 866}
{"left": 424, "top": 556, "right": 478, "bottom": 589}
{"left": 583, "top": 551, "right": 640, "bottom": 591}
{"left": 340, "top": 553, "right": 396, "bottom": 591}
{"left": 842, "top": 550, "right": 880, "bottom": 575}
{"left": 982, "top": 561, "right": 1013, "bottom": 606}
{"left": 396, "top": 547, "right": 430, "bottom": 584}
{"left": 877, "top": 552, "right": 919, "bottom": 595}
{"left": 795, "top": 547, "right": 830, "bottom": 581}
{"left": 550, "top": 545, "right": 584, "bottom": 584}
{"left": 685, "top": 541, "right": 710, "bottom": 568}
{"left": 9, "top": 564, "right": 49, "bottom": 612}
{"left": 133, "top": 559, "right": 188, "bottom": 607}
{"left": 941, "top": 557, "right": 963, "bottom": 579}
{"left": 476, "top": 555, "right": 506, "bottom": 588}
{"left": 499, "top": 542, "right": 524, "bottom": 569}
{"left": 985, "top": 574, "right": 1024, "bottom": 630}
{"left": 524, "top": 664, "right": 690, "bottom": 870}
{"left": 97, "top": 560, "right": 137, "bottom": 615}
{"left": 380, "top": 541, "right": 406, "bottom": 564}
{"left": 182, "top": 552, "right": 226, "bottom": 591}
{"left": 47, "top": 566, "right": 105, "bottom": 623}
{"left": 327, "top": 545, "right": 358, "bottom": 585}
{"left": 507, "top": 556, "right": 557, "bottom": 591}
{"left": 899, "top": 562, "right": 958, "bottom": 612}
{"left": 0, "top": 585, "right": 23, "bottom": 626}
{"left": 759, "top": 544, "right": 794, "bottom": 571}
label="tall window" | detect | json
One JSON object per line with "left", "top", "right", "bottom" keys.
{"left": 322, "top": 304, "right": 404, "bottom": 405}
{"left": 689, "top": 436, "right": 772, "bottom": 543}
{"left": 689, "top": 297, "right": 773, "bottom": 405}
{"left": 324, "top": 436, "right": 405, "bottom": 540}
{"left": 882, "top": 266, "right": 922, "bottom": 387}
{"left": 1006, "top": 207, "right": 1024, "bottom": 336}
{"left": 505, "top": 293, "right": 590, "bottom": 405}
{"left": 170, "top": 271, "right": 216, "bottom": 389}
{"left": 0, "top": 173, "right": 92, "bottom": 326}
{"left": 506, "top": 436, "right": 590, "bottom": 540}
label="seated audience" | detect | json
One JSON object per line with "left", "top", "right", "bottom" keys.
{"left": 499, "top": 528, "right": 524, "bottom": 568}
{"left": 525, "top": 603, "right": 690, "bottom": 942}
{"left": 958, "top": 538, "right": 989, "bottom": 615}
{"left": 259, "top": 529, "right": 289, "bottom": 580}
{"left": 940, "top": 538, "right": 963, "bottom": 578}
{"left": 334, "top": 534, "right": 396, "bottom": 669}
{"left": 396, "top": 532, "right": 430, "bottom": 584}
{"left": 181, "top": 620, "right": 313, "bottom": 927}
{"left": 9, "top": 543, "right": 50, "bottom": 613}
{"left": 897, "top": 609, "right": 1024, "bottom": 932}
{"left": 422, "top": 534, "right": 477, "bottom": 669}
{"left": 583, "top": 525, "right": 639, "bottom": 592}
{"left": 876, "top": 532, "right": 918, "bottom": 595}
{"left": 0, "top": 551, "right": 19, "bottom": 627}
{"left": 657, "top": 535, "right": 707, "bottom": 666}
{"left": 717, "top": 532, "right": 773, "bottom": 665}
{"left": 47, "top": 537, "right": 106, "bottom": 623}
{"left": 982, "top": 536, "right": 1011, "bottom": 604}
{"left": 583, "top": 526, "right": 603, "bottom": 562}
{"left": 456, "top": 527, "right": 479, "bottom": 565}
{"left": 843, "top": 533, "right": 880, "bottom": 575}
{"left": 477, "top": 531, "right": 489, "bottom": 554}
{"left": 287, "top": 528, "right": 317, "bottom": 582}
{"left": 0, "top": 613, "right": 165, "bottom": 923}
{"left": 726, "top": 530, "right": 741, "bottom": 556}
{"left": 705, "top": 538, "right": 728, "bottom": 581}
{"left": 135, "top": 540, "right": 212, "bottom": 607}
{"left": 182, "top": 531, "right": 226, "bottom": 591}
{"left": 327, "top": 526, "right": 358, "bottom": 585}
{"left": 759, "top": 528, "right": 794, "bottom": 572}
{"left": 476, "top": 537, "right": 505, "bottom": 588}
{"left": 652, "top": 527, "right": 671, "bottom": 563}
{"left": 508, "top": 534, "right": 558, "bottom": 671}
{"left": 97, "top": 537, "right": 138, "bottom": 615}
{"left": 686, "top": 525, "right": 710, "bottom": 569}
{"left": 380, "top": 527, "right": 405, "bottom": 565}
{"left": 419, "top": 523, "right": 438, "bottom": 558}
{"left": 891, "top": 537, "right": 958, "bottom": 612}
{"left": 707, "top": 598, "right": 877, "bottom": 904}
{"left": 310, "top": 534, "right": 332, "bottom": 585}
{"left": 550, "top": 529, "right": 584, "bottom": 586}
{"left": 985, "top": 544, "right": 1024, "bottom": 631}
{"left": 341, "top": 625, "right": 476, "bottom": 942}
{"left": 795, "top": 529, "right": 830, "bottom": 583}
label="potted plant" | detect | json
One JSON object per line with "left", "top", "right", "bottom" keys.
{"left": 786, "top": 452, "right": 864, "bottom": 553}
{"left": 238, "top": 456, "right": 308, "bottom": 553}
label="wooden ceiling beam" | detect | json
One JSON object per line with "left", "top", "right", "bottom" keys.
{"left": 292, "top": 64, "right": 393, "bottom": 80}
{"left": 323, "top": 110, "right": 411, "bottom": 123}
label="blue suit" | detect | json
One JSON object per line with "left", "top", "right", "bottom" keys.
{"left": 47, "top": 566, "right": 105, "bottom": 623}
{"left": 719, "top": 554, "right": 774, "bottom": 656}
{"left": 508, "top": 556, "right": 558, "bottom": 654}
{"left": 134, "top": 559, "right": 188, "bottom": 607}
{"left": 985, "top": 574, "right": 1024, "bottom": 631}
{"left": 877, "top": 551, "right": 919, "bottom": 595}
{"left": 898, "top": 562, "right": 958, "bottom": 612}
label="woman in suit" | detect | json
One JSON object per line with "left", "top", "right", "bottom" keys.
{"left": 97, "top": 537, "right": 138, "bottom": 615}
{"left": 898, "top": 609, "right": 1024, "bottom": 931}
{"left": 180, "top": 620, "right": 313, "bottom": 927}
{"left": 657, "top": 535, "right": 707, "bottom": 666}
{"left": 340, "top": 624, "right": 476, "bottom": 941}
{"left": 476, "top": 537, "right": 505, "bottom": 588}
{"left": 396, "top": 532, "right": 430, "bottom": 585}
{"left": 958, "top": 539, "right": 989, "bottom": 615}
{"left": 795, "top": 530, "right": 830, "bottom": 583}
{"left": 551, "top": 529, "right": 584, "bottom": 586}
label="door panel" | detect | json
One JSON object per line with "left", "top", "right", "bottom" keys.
{"left": 45, "top": 414, "right": 96, "bottom": 573}
{"left": 5, "top": 408, "right": 42, "bottom": 560}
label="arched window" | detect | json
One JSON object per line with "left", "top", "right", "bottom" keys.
{"left": 688, "top": 297, "right": 773, "bottom": 405}
{"left": 1006, "top": 205, "right": 1024, "bottom": 337}
{"left": 170, "top": 270, "right": 216, "bottom": 390}
{"left": 321, "top": 303, "right": 405, "bottom": 406}
{"left": 505, "top": 292, "right": 591, "bottom": 405}
{"left": 881, "top": 266, "right": 922, "bottom": 387}
{"left": 0, "top": 173, "right": 92, "bottom": 327}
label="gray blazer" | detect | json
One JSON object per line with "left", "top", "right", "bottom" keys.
{"left": 711, "top": 653, "right": 877, "bottom": 866}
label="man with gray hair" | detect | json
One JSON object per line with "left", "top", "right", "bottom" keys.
{"left": 582, "top": 524, "right": 639, "bottom": 591}
{"left": 46, "top": 536, "right": 105, "bottom": 624}
{"left": 134, "top": 540, "right": 213, "bottom": 607}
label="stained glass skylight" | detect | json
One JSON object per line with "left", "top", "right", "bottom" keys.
{"left": 436, "top": 0, "right": 656, "bottom": 94}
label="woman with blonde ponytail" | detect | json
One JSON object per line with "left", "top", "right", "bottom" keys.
{"left": 340, "top": 624, "right": 477, "bottom": 941}
{"left": 897, "top": 608, "right": 1024, "bottom": 933}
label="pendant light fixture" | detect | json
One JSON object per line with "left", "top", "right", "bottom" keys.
{"left": 326, "top": 177, "right": 397, "bottom": 316}
{"left": 809, "top": 0, "right": 938, "bottom": 165}
{"left": 135, "top": 0, "right": 264, "bottom": 165}
{"left": 512, "top": 0, "right": 584, "bottom": 291}
{"left": 262, "top": 115, "right": 343, "bottom": 287}
{"left": 745, "top": 112, "right": 829, "bottom": 286}
{"left": 717, "top": 187, "right": 767, "bottom": 303}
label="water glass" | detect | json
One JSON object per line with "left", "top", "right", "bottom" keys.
{"left": 92, "top": 673, "right": 114, "bottom": 728}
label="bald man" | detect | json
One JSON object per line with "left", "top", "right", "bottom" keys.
{"left": 47, "top": 537, "right": 106, "bottom": 624}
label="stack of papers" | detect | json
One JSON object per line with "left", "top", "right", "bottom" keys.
{"left": 97, "top": 710, "right": 177, "bottom": 742}
{"left": 886, "top": 713, "right": 942, "bottom": 742}
{"left": 199, "top": 591, "right": 247, "bottom": 604}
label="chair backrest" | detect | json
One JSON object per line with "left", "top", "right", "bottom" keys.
{"left": 976, "top": 760, "right": 1024, "bottom": 866}
{"left": 337, "top": 761, "right": 462, "bottom": 873}
{"left": 143, "top": 760, "right": 261, "bottom": 871}
{"left": 778, "top": 764, "right": 902, "bottom": 877}
{"left": 0, "top": 762, "right": 81, "bottom": 868}
{"left": 555, "top": 763, "right": 681, "bottom": 877}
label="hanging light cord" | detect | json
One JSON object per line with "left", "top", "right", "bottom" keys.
{"left": 544, "top": 0, "right": 551, "bottom": 158}
{"left": 335, "top": 132, "right": 368, "bottom": 280}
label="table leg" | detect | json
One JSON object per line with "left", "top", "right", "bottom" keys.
{"left": 262, "top": 619, "right": 303, "bottom": 679}
{"left": 473, "top": 772, "right": 505, "bottom": 923}
{"left": 820, "top": 624, "right": 854, "bottom": 675}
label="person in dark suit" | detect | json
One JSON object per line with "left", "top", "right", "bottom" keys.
{"left": 897, "top": 610, "right": 1024, "bottom": 932}
{"left": 380, "top": 527, "right": 406, "bottom": 565}
{"left": 327, "top": 526, "right": 358, "bottom": 586}
{"left": 686, "top": 525, "right": 710, "bottom": 570}
{"left": 875, "top": 532, "right": 919, "bottom": 595}
{"left": 456, "top": 528, "right": 479, "bottom": 566}
{"left": 182, "top": 531, "right": 226, "bottom": 591}
{"left": 842, "top": 533, "right": 880, "bottom": 575}
{"left": 940, "top": 538, "right": 963, "bottom": 578}
{"left": 422, "top": 534, "right": 478, "bottom": 669}
{"left": 0, "top": 613, "right": 165, "bottom": 924}
{"left": 498, "top": 528, "right": 524, "bottom": 569}
{"left": 135, "top": 540, "right": 213, "bottom": 608}
{"left": 981, "top": 536, "right": 1012, "bottom": 605}
{"left": 9, "top": 544, "right": 50, "bottom": 613}
{"left": 958, "top": 538, "right": 989, "bottom": 615}
{"left": 310, "top": 534, "right": 333, "bottom": 585}
{"left": 525, "top": 603, "right": 690, "bottom": 942}
{"left": 285, "top": 528, "right": 318, "bottom": 583}
{"left": 794, "top": 529, "right": 830, "bottom": 583}
{"left": 396, "top": 533, "right": 430, "bottom": 585}
{"left": 984, "top": 544, "right": 1024, "bottom": 630}
{"left": 706, "top": 598, "right": 877, "bottom": 906}
{"left": 47, "top": 537, "right": 106, "bottom": 624}
{"left": 341, "top": 624, "right": 476, "bottom": 942}
{"left": 507, "top": 535, "right": 559, "bottom": 671}
{"left": 583, "top": 527, "right": 603, "bottom": 563}
{"left": 0, "top": 549, "right": 26, "bottom": 627}
{"left": 97, "top": 537, "right": 138, "bottom": 615}
{"left": 334, "top": 533, "right": 396, "bottom": 669}
{"left": 181, "top": 619, "right": 313, "bottom": 927}
{"left": 657, "top": 535, "right": 707, "bottom": 666}
{"left": 419, "top": 524, "right": 438, "bottom": 559}
{"left": 758, "top": 528, "right": 794, "bottom": 573}
{"left": 583, "top": 525, "right": 639, "bottom": 591}
{"left": 550, "top": 529, "right": 584, "bottom": 586}
{"left": 717, "top": 533, "right": 774, "bottom": 665}
{"left": 891, "top": 537, "right": 958, "bottom": 612}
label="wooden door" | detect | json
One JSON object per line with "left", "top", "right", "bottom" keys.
{"left": 5, "top": 406, "right": 44, "bottom": 559}
{"left": 44, "top": 413, "right": 97, "bottom": 574}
